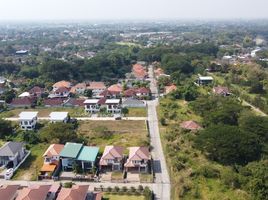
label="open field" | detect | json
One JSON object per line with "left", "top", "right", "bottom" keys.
{"left": 0, "top": 107, "right": 86, "bottom": 118}
{"left": 77, "top": 120, "right": 149, "bottom": 153}
{"left": 126, "top": 108, "right": 147, "bottom": 117}
{"left": 103, "top": 194, "right": 145, "bottom": 200}
{"left": 12, "top": 143, "right": 49, "bottom": 181}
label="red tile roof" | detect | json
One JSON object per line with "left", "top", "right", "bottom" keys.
{"left": 43, "top": 144, "right": 64, "bottom": 157}
{"left": 132, "top": 64, "right": 147, "bottom": 79}
{"left": 87, "top": 82, "right": 106, "bottom": 90}
{"left": 54, "top": 87, "right": 70, "bottom": 93}
{"left": 10, "top": 97, "right": 36, "bottom": 106}
{"left": 124, "top": 147, "right": 149, "bottom": 167}
{"left": 107, "top": 84, "right": 122, "bottom": 93}
{"left": 100, "top": 146, "right": 124, "bottom": 166}
{"left": 56, "top": 185, "right": 89, "bottom": 200}
{"left": 28, "top": 86, "right": 44, "bottom": 95}
{"left": 44, "top": 98, "right": 65, "bottom": 106}
{"left": 53, "top": 81, "right": 72, "bottom": 89}
{"left": 16, "top": 185, "right": 51, "bottom": 200}
{"left": 0, "top": 185, "right": 20, "bottom": 200}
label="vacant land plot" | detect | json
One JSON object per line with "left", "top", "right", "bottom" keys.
{"left": 0, "top": 107, "right": 86, "bottom": 118}
{"left": 103, "top": 194, "right": 145, "bottom": 200}
{"left": 12, "top": 143, "right": 49, "bottom": 181}
{"left": 126, "top": 108, "right": 147, "bottom": 117}
{"left": 77, "top": 120, "right": 149, "bottom": 152}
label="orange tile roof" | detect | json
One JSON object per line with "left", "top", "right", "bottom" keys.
{"left": 56, "top": 185, "right": 89, "bottom": 200}
{"left": 53, "top": 81, "right": 72, "bottom": 89}
{"left": 40, "top": 164, "right": 57, "bottom": 172}
{"left": 16, "top": 185, "right": 51, "bottom": 200}
{"left": 165, "top": 84, "right": 177, "bottom": 94}
{"left": 107, "top": 84, "right": 122, "bottom": 93}
{"left": 132, "top": 64, "right": 147, "bottom": 78}
{"left": 43, "top": 144, "right": 64, "bottom": 157}
{"left": 87, "top": 82, "right": 106, "bottom": 90}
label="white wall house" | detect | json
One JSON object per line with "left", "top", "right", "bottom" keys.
{"left": 49, "top": 112, "right": 69, "bottom": 123}
{"left": 197, "top": 76, "right": 213, "bottom": 86}
{"left": 19, "top": 112, "right": 38, "bottom": 130}
{"left": 105, "top": 99, "right": 121, "bottom": 113}
{"left": 84, "top": 99, "right": 100, "bottom": 113}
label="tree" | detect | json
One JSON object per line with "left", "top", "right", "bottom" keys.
{"left": 40, "top": 123, "right": 77, "bottom": 144}
{"left": 121, "top": 107, "right": 129, "bottom": 116}
{"left": 0, "top": 119, "right": 13, "bottom": 139}
{"left": 195, "top": 125, "right": 262, "bottom": 165}
{"left": 84, "top": 89, "right": 93, "bottom": 98}
{"left": 1, "top": 90, "right": 16, "bottom": 104}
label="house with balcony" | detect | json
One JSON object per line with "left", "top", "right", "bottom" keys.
{"left": 18, "top": 111, "right": 38, "bottom": 130}
{"left": 124, "top": 147, "right": 150, "bottom": 173}
{"left": 49, "top": 112, "right": 69, "bottom": 123}
{"left": 84, "top": 99, "right": 101, "bottom": 113}
{"left": 99, "top": 146, "right": 124, "bottom": 171}
{"left": 0, "top": 142, "right": 26, "bottom": 169}
{"left": 105, "top": 99, "right": 121, "bottom": 113}
{"left": 87, "top": 81, "right": 106, "bottom": 98}
{"left": 49, "top": 87, "right": 70, "bottom": 98}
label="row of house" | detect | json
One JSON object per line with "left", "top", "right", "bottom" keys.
{"left": 0, "top": 184, "right": 101, "bottom": 200}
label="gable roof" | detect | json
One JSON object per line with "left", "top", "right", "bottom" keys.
{"left": 77, "top": 146, "right": 99, "bottom": 162}
{"left": 87, "top": 82, "right": 106, "bottom": 90}
{"left": 107, "top": 84, "right": 122, "bottom": 93}
{"left": 100, "top": 146, "right": 123, "bottom": 166}
{"left": 16, "top": 185, "right": 51, "bottom": 200}
{"left": 180, "top": 120, "right": 202, "bottom": 130}
{"left": 0, "top": 142, "right": 24, "bottom": 157}
{"left": 56, "top": 185, "right": 89, "bottom": 200}
{"left": 0, "top": 185, "right": 20, "bottom": 200}
{"left": 43, "top": 144, "right": 64, "bottom": 157}
{"left": 124, "top": 147, "right": 149, "bottom": 167}
{"left": 60, "top": 143, "right": 83, "bottom": 158}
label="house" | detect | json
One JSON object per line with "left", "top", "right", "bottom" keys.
{"left": 49, "top": 112, "right": 69, "bottom": 123}
{"left": 124, "top": 147, "right": 150, "bottom": 173}
{"left": 164, "top": 84, "right": 177, "bottom": 94}
{"left": 76, "top": 146, "right": 99, "bottom": 170}
{"left": 105, "top": 99, "right": 121, "bottom": 113}
{"left": 135, "top": 87, "right": 150, "bottom": 98}
{"left": 213, "top": 86, "right": 231, "bottom": 96}
{"left": 99, "top": 90, "right": 120, "bottom": 99}
{"left": 132, "top": 64, "right": 148, "bottom": 80}
{"left": 16, "top": 185, "right": 51, "bottom": 200}
{"left": 60, "top": 143, "right": 83, "bottom": 171}
{"left": 70, "top": 83, "right": 87, "bottom": 95}
{"left": 40, "top": 144, "right": 64, "bottom": 178}
{"left": 56, "top": 185, "right": 89, "bottom": 200}
{"left": 10, "top": 97, "right": 36, "bottom": 108}
{"left": 53, "top": 81, "right": 72, "bottom": 91}
{"left": 196, "top": 76, "right": 213, "bottom": 85}
{"left": 0, "top": 185, "right": 20, "bottom": 200}
{"left": 180, "top": 120, "right": 202, "bottom": 131}
{"left": 18, "top": 111, "right": 38, "bottom": 130}
{"left": 122, "top": 98, "right": 146, "bottom": 108}
{"left": 63, "top": 98, "right": 85, "bottom": 107}
{"left": 49, "top": 87, "right": 70, "bottom": 98}
{"left": 84, "top": 99, "right": 101, "bottom": 113}
{"left": 28, "top": 86, "right": 44, "bottom": 97}
{"left": 87, "top": 82, "right": 106, "bottom": 98}
{"left": 0, "top": 142, "right": 26, "bottom": 169}
{"left": 99, "top": 146, "right": 124, "bottom": 171}
{"left": 44, "top": 98, "right": 65, "bottom": 107}
{"left": 107, "top": 84, "right": 123, "bottom": 94}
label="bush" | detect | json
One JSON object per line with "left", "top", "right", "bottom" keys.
{"left": 197, "top": 165, "right": 220, "bottom": 178}
{"left": 63, "top": 182, "right": 74, "bottom": 188}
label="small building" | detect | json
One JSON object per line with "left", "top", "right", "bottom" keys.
{"left": 28, "top": 86, "right": 44, "bottom": 97}
{"left": 49, "top": 112, "right": 69, "bottom": 123}
{"left": 60, "top": 143, "right": 83, "bottom": 171}
{"left": 16, "top": 185, "right": 51, "bottom": 200}
{"left": 56, "top": 185, "right": 89, "bottom": 200}
{"left": 84, "top": 99, "right": 100, "bottom": 113}
{"left": 18, "top": 111, "right": 38, "bottom": 130}
{"left": 0, "top": 142, "right": 26, "bottom": 169}
{"left": 99, "top": 146, "right": 124, "bottom": 171}
{"left": 105, "top": 99, "right": 121, "bottom": 113}
{"left": 76, "top": 146, "right": 99, "bottom": 170}
{"left": 10, "top": 97, "right": 36, "bottom": 108}
{"left": 124, "top": 147, "right": 150, "bottom": 173}
{"left": 0, "top": 185, "right": 20, "bottom": 200}
{"left": 122, "top": 98, "right": 146, "bottom": 108}
{"left": 180, "top": 120, "right": 202, "bottom": 131}
{"left": 213, "top": 86, "right": 231, "bottom": 96}
{"left": 44, "top": 98, "right": 65, "bottom": 107}
{"left": 196, "top": 76, "right": 213, "bottom": 85}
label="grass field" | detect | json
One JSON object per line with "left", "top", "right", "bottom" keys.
{"left": 126, "top": 108, "right": 147, "bottom": 117}
{"left": 0, "top": 107, "right": 86, "bottom": 118}
{"left": 12, "top": 143, "right": 49, "bottom": 181}
{"left": 77, "top": 120, "right": 149, "bottom": 153}
{"left": 103, "top": 194, "right": 145, "bottom": 200}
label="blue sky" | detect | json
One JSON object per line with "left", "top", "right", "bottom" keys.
{"left": 0, "top": 0, "right": 267, "bottom": 20}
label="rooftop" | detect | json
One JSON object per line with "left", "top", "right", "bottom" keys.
{"left": 60, "top": 143, "right": 83, "bottom": 158}
{"left": 105, "top": 99, "right": 120, "bottom": 104}
{"left": 19, "top": 111, "right": 38, "bottom": 120}
{"left": 0, "top": 142, "right": 24, "bottom": 157}
{"left": 84, "top": 99, "right": 99, "bottom": 104}
{"left": 49, "top": 112, "right": 69, "bottom": 121}
{"left": 77, "top": 146, "right": 99, "bottom": 162}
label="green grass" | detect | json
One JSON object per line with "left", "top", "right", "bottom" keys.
{"left": 111, "top": 171, "right": 124, "bottom": 181}
{"left": 126, "top": 108, "right": 147, "bottom": 117}
{"left": 103, "top": 194, "right": 145, "bottom": 200}
{"left": 77, "top": 120, "right": 149, "bottom": 153}
{"left": 12, "top": 143, "right": 49, "bottom": 181}
{"left": 139, "top": 173, "right": 154, "bottom": 183}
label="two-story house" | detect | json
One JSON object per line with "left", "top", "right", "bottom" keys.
{"left": 87, "top": 81, "right": 106, "bottom": 98}
{"left": 84, "top": 99, "right": 101, "bottom": 113}
{"left": 0, "top": 142, "right": 26, "bottom": 169}
{"left": 99, "top": 146, "right": 124, "bottom": 171}
{"left": 18, "top": 111, "right": 38, "bottom": 130}
{"left": 105, "top": 99, "right": 121, "bottom": 113}
{"left": 124, "top": 147, "right": 150, "bottom": 173}
{"left": 49, "top": 87, "right": 70, "bottom": 98}
{"left": 196, "top": 76, "right": 213, "bottom": 86}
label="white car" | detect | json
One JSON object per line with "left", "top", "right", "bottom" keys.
{"left": 4, "top": 168, "right": 14, "bottom": 180}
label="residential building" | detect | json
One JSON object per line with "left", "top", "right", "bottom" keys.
{"left": 28, "top": 86, "right": 44, "bottom": 97}
{"left": 44, "top": 98, "right": 65, "bottom": 107}
{"left": 10, "top": 97, "right": 36, "bottom": 108}
{"left": 124, "top": 147, "right": 150, "bottom": 173}
{"left": 87, "top": 81, "right": 106, "bottom": 98}
{"left": 0, "top": 185, "right": 20, "bottom": 200}
{"left": 84, "top": 99, "right": 100, "bottom": 113}
{"left": 18, "top": 111, "right": 38, "bottom": 130}
{"left": 63, "top": 98, "right": 85, "bottom": 107}
{"left": 196, "top": 76, "right": 213, "bottom": 85}
{"left": 49, "top": 87, "right": 70, "bottom": 98}
{"left": 132, "top": 64, "right": 148, "bottom": 80}
{"left": 60, "top": 143, "right": 83, "bottom": 171}
{"left": 180, "top": 120, "right": 202, "bottom": 131}
{"left": 76, "top": 146, "right": 99, "bottom": 170}
{"left": 99, "top": 146, "right": 124, "bottom": 171}
{"left": 107, "top": 84, "right": 123, "bottom": 94}
{"left": 105, "top": 99, "right": 121, "bottom": 113}
{"left": 53, "top": 81, "right": 72, "bottom": 91}
{"left": 0, "top": 142, "right": 26, "bottom": 168}
{"left": 49, "top": 112, "right": 69, "bottom": 123}
{"left": 70, "top": 83, "right": 87, "bottom": 95}
{"left": 16, "top": 185, "right": 51, "bottom": 200}
{"left": 213, "top": 86, "right": 231, "bottom": 96}
{"left": 56, "top": 185, "right": 89, "bottom": 200}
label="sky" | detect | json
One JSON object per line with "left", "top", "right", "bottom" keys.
{"left": 0, "top": 0, "right": 268, "bottom": 21}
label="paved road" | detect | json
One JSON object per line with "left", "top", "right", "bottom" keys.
{"left": 147, "top": 65, "right": 171, "bottom": 200}
{"left": 4, "top": 117, "right": 147, "bottom": 121}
